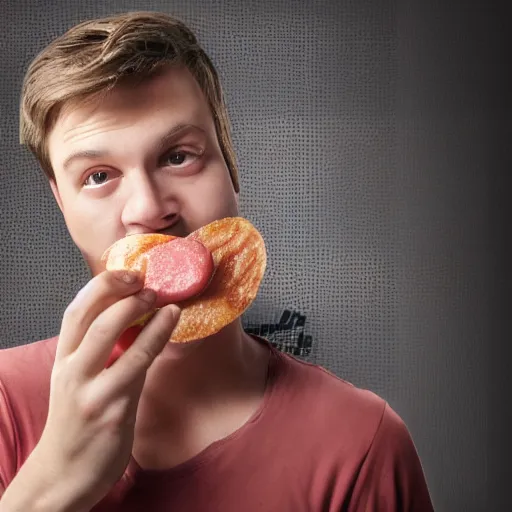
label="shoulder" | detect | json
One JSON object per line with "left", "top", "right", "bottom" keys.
{"left": 0, "top": 335, "right": 57, "bottom": 412}
{"left": 274, "top": 347, "right": 422, "bottom": 453}
{"left": 270, "top": 348, "right": 434, "bottom": 510}
{"left": 272, "top": 347, "right": 387, "bottom": 433}
{"left": 0, "top": 336, "right": 58, "bottom": 386}
{"left": 263, "top": 345, "right": 392, "bottom": 471}
{"left": 0, "top": 336, "right": 57, "bottom": 416}
{"left": 347, "top": 401, "right": 434, "bottom": 510}
{"left": 0, "top": 336, "right": 58, "bottom": 489}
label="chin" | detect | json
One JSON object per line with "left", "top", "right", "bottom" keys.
{"left": 158, "top": 336, "right": 206, "bottom": 362}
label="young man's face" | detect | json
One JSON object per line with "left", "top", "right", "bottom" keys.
{"left": 48, "top": 65, "right": 239, "bottom": 276}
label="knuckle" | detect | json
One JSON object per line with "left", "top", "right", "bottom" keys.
{"left": 101, "top": 400, "right": 136, "bottom": 433}
{"left": 135, "top": 289, "right": 156, "bottom": 307}
{"left": 76, "top": 385, "right": 105, "bottom": 422}
{"left": 63, "top": 301, "right": 82, "bottom": 322}
{"left": 99, "top": 274, "right": 120, "bottom": 297}
{"left": 105, "top": 269, "right": 124, "bottom": 286}
{"left": 129, "top": 346, "right": 157, "bottom": 369}
{"left": 50, "top": 361, "right": 71, "bottom": 387}
{"left": 77, "top": 394, "right": 101, "bottom": 422}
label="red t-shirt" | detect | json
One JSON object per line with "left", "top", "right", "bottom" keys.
{"left": 0, "top": 335, "right": 434, "bottom": 511}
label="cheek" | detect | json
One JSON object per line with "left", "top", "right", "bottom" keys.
{"left": 186, "top": 170, "right": 238, "bottom": 220}
{"left": 61, "top": 195, "right": 120, "bottom": 257}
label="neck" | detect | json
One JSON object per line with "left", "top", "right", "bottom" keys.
{"left": 138, "top": 318, "right": 269, "bottom": 418}
{"left": 131, "top": 319, "right": 271, "bottom": 470}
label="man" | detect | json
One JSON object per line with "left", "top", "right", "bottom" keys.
{"left": 0, "top": 11, "right": 434, "bottom": 511}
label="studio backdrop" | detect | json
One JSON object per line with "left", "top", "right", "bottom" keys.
{"left": 1, "top": 0, "right": 505, "bottom": 510}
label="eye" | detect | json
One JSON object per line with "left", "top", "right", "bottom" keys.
{"left": 83, "top": 170, "right": 110, "bottom": 187}
{"left": 163, "top": 149, "right": 200, "bottom": 167}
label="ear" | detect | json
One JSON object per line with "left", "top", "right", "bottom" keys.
{"left": 49, "top": 178, "right": 64, "bottom": 213}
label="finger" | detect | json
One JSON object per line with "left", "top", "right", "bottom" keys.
{"left": 104, "top": 325, "right": 145, "bottom": 369}
{"left": 102, "top": 304, "right": 181, "bottom": 392}
{"left": 55, "top": 270, "right": 144, "bottom": 362}
{"left": 73, "top": 288, "right": 158, "bottom": 375}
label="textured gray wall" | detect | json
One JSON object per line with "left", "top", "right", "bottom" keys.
{"left": 0, "top": 0, "right": 505, "bottom": 510}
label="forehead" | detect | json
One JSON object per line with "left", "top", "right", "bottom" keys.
{"left": 48, "top": 65, "right": 212, "bottom": 156}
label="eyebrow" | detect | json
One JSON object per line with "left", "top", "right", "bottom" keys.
{"left": 62, "top": 123, "right": 206, "bottom": 172}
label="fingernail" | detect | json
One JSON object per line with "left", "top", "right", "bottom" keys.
{"left": 137, "top": 288, "right": 156, "bottom": 304}
{"left": 168, "top": 305, "right": 181, "bottom": 317}
{"left": 118, "top": 271, "right": 139, "bottom": 284}
{"left": 164, "top": 304, "right": 181, "bottom": 323}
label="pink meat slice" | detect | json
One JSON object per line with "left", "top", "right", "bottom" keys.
{"left": 143, "top": 238, "right": 214, "bottom": 308}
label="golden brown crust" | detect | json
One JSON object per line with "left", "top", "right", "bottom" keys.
{"left": 103, "top": 217, "right": 266, "bottom": 343}
{"left": 101, "top": 233, "right": 176, "bottom": 271}
{"left": 172, "top": 217, "right": 267, "bottom": 342}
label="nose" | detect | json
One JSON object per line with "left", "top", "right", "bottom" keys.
{"left": 121, "top": 171, "right": 179, "bottom": 233}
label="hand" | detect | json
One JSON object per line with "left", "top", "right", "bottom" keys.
{"left": 2, "top": 270, "right": 180, "bottom": 511}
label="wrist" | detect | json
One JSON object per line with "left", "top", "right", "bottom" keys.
{"left": 0, "top": 448, "right": 92, "bottom": 512}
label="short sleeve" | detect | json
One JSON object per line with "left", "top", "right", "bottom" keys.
{"left": 0, "top": 377, "right": 19, "bottom": 494}
{"left": 349, "top": 402, "right": 435, "bottom": 512}
{"left": 0, "top": 338, "right": 57, "bottom": 498}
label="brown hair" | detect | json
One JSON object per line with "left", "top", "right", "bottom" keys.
{"left": 19, "top": 11, "right": 240, "bottom": 192}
